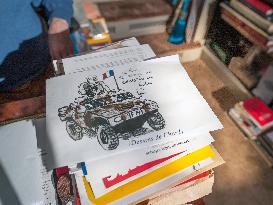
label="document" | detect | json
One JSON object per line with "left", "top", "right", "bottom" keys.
{"left": 34, "top": 118, "right": 58, "bottom": 205}
{"left": 62, "top": 44, "right": 156, "bottom": 74}
{"left": 53, "top": 37, "right": 142, "bottom": 73}
{"left": 84, "top": 133, "right": 214, "bottom": 198}
{"left": 46, "top": 55, "right": 222, "bottom": 168}
{"left": 74, "top": 146, "right": 214, "bottom": 205}
{"left": 0, "top": 121, "right": 43, "bottom": 205}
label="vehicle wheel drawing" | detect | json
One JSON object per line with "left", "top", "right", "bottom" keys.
{"left": 97, "top": 124, "right": 119, "bottom": 150}
{"left": 66, "top": 121, "right": 83, "bottom": 141}
{"left": 147, "top": 112, "right": 165, "bottom": 131}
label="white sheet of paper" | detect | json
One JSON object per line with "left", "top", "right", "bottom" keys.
{"left": 74, "top": 158, "right": 213, "bottom": 205}
{"left": 96, "top": 37, "right": 140, "bottom": 51}
{"left": 37, "top": 149, "right": 56, "bottom": 205}
{"left": 118, "top": 37, "right": 140, "bottom": 47}
{"left": 33, "top": 118, "right": 213, "bottom": 199}
{"left": 34, "top": 118, "right": 59, "bottom": 205}
{"left": 0, "top": 121, "right": 43, "bottom": 205}
{"left": 53, "top": 37, "right": 141, "bottom": 73}
{"left": 62, "top": 44, "right": 156, "bottom": 74}
{"left": 85, "top": 133, "right": 214, "bottom": 198}
{"left": 46, "top": 55, "right": 222, "bottom": 169}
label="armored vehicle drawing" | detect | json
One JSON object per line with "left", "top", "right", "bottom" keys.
{"left": 58, "top": 91, "right": 165, "bottom": 150}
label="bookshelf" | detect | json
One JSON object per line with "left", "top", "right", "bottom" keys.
{"left": 202, "top": 0, "right": 273, "bottom": 167}
{"left": 191, "top": 45, "right": 273, "bottom": 167}
{"left": 219, "top": 2, "right": 272, "bottom": 55}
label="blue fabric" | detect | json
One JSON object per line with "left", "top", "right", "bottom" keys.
{"left": 0, "top": 34, "right": 50, "bottom": 92}
{"left": 0, "top": 0, "right": 73, "bottom": 65}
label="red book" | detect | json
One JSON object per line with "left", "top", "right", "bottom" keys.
{"left": 242, "top": 97, "right": 273, "bottom": 128}
{"left": 244, "top": 0, "right": 273, "bottom": 16}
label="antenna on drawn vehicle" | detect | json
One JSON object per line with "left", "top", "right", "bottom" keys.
{"left": 103, "top": 69, "right": 121, "bottom": 91}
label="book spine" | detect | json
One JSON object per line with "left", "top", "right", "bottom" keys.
{"left": 240, "top": 0, "right": 273, "bottom": 19}
{"left": 221, "top": 8, "right": 269, "bottom": 49}
{"left": 229, "top": 108, "right": 258, "bottom": 139}
{"left": 185, "top": 0, "right": 204, "bottom": 43}
{"left": 193, "top": 0, "right": 216, "bottom": 43}
{"left": 263, "top": 134, "right": 273, "bottom": 150}
{"left": 258, "top": 136, "right": 273, "bottom": 157}
{"left": 243, "top": 0, "right": 273, "bottom": 15}
{"left": 231, "top": 0, "right": 272, "bottom": 33}
{"left": 234, "top": 105, "right": 262, "bottom": 135}
{"left": 221, "top": 3, "right": 271, "bottom": 36}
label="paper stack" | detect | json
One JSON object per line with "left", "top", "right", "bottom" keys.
{"left": 0, "top": 121, "right": 43, "bottom": 205}
{"left": 0, "top": 38, "right": 224, "bottom": 205}
{"left": 45, "top": 38, "right": 224, "bottom": 204}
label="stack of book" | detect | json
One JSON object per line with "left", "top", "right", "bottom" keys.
{"left": 47, "top": 38, "right": 224, "bottom": 204}
{"left": 229, "top": 97, "right": 273, "bottom": 140}
{"left": 229, "top": 97, "right": 273, "bottom": 166}
{"left": 0, "top": 38, "right": 224, "bottom": 205}
{"left": 220, "top": 0, "right": 273, "bottom": 54}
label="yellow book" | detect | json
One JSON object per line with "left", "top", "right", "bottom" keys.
{"left": 81, "top": 145, "right": 215, "bottom": 205}
{"left": 87, "top": 35, "right": 112, "bottom": 44}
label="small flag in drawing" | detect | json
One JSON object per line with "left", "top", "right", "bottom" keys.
{"left": 102, "top": 69, "right": 115, "bottom": 80}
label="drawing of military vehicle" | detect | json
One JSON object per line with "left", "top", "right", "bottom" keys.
{"left": 58, "top": 91, "right": 165, "bottom": 150}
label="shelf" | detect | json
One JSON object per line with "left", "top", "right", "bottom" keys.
{"left": 228, "top": 110, "right": 273, "bottom": 167}
{"left": 249, "top": 139, "right": 273, "bottom": 167}
{"left": 220, "top": 2, "right": 272, "bottom": 54}
{"left": 200, "top": 46, "right": 252, "bottom": 100}
{"left": 200, "top": 46, "right": 273, "bottom": 167}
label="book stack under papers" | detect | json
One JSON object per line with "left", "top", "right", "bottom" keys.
{"left": 0, "top": 38, "right": 224, "bottom": 205}
{"left": 229, "top": 97, "right": 273, "bottom": 139}
{"left": 229, "top": 97, "right": 273, "bottom": 167}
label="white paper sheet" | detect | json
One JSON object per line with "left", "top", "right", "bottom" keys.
{"left": 33, "top": 118, "right": 214, "bottom": 198}
{"left": 95, "top": 37, "right": 140, "bottom": 51}
{"left": 74, "top": 158, "right": 213, "bottom": 205}
{"left": 62, "top": 44, "right": 155, "bottom": 74}
{"left": 118, "top": 37, "right": 140, "bottom": 47}
{"left": 37, "top": 149, "right": 56, "bottom": 205}
{"left": 46, "top": 55, "right": 222, "bottom": 169}
{"left": 85, "top": 133, "right": 214, "bottom": 198}
{"left": 0, "top": 121, "right": 43, "bottom": 205}
{"left": 34, "top": 118, "right": 58, "bottom": 205}
{"left": 53, "top": 37, "right": 141, "bottom": 73}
